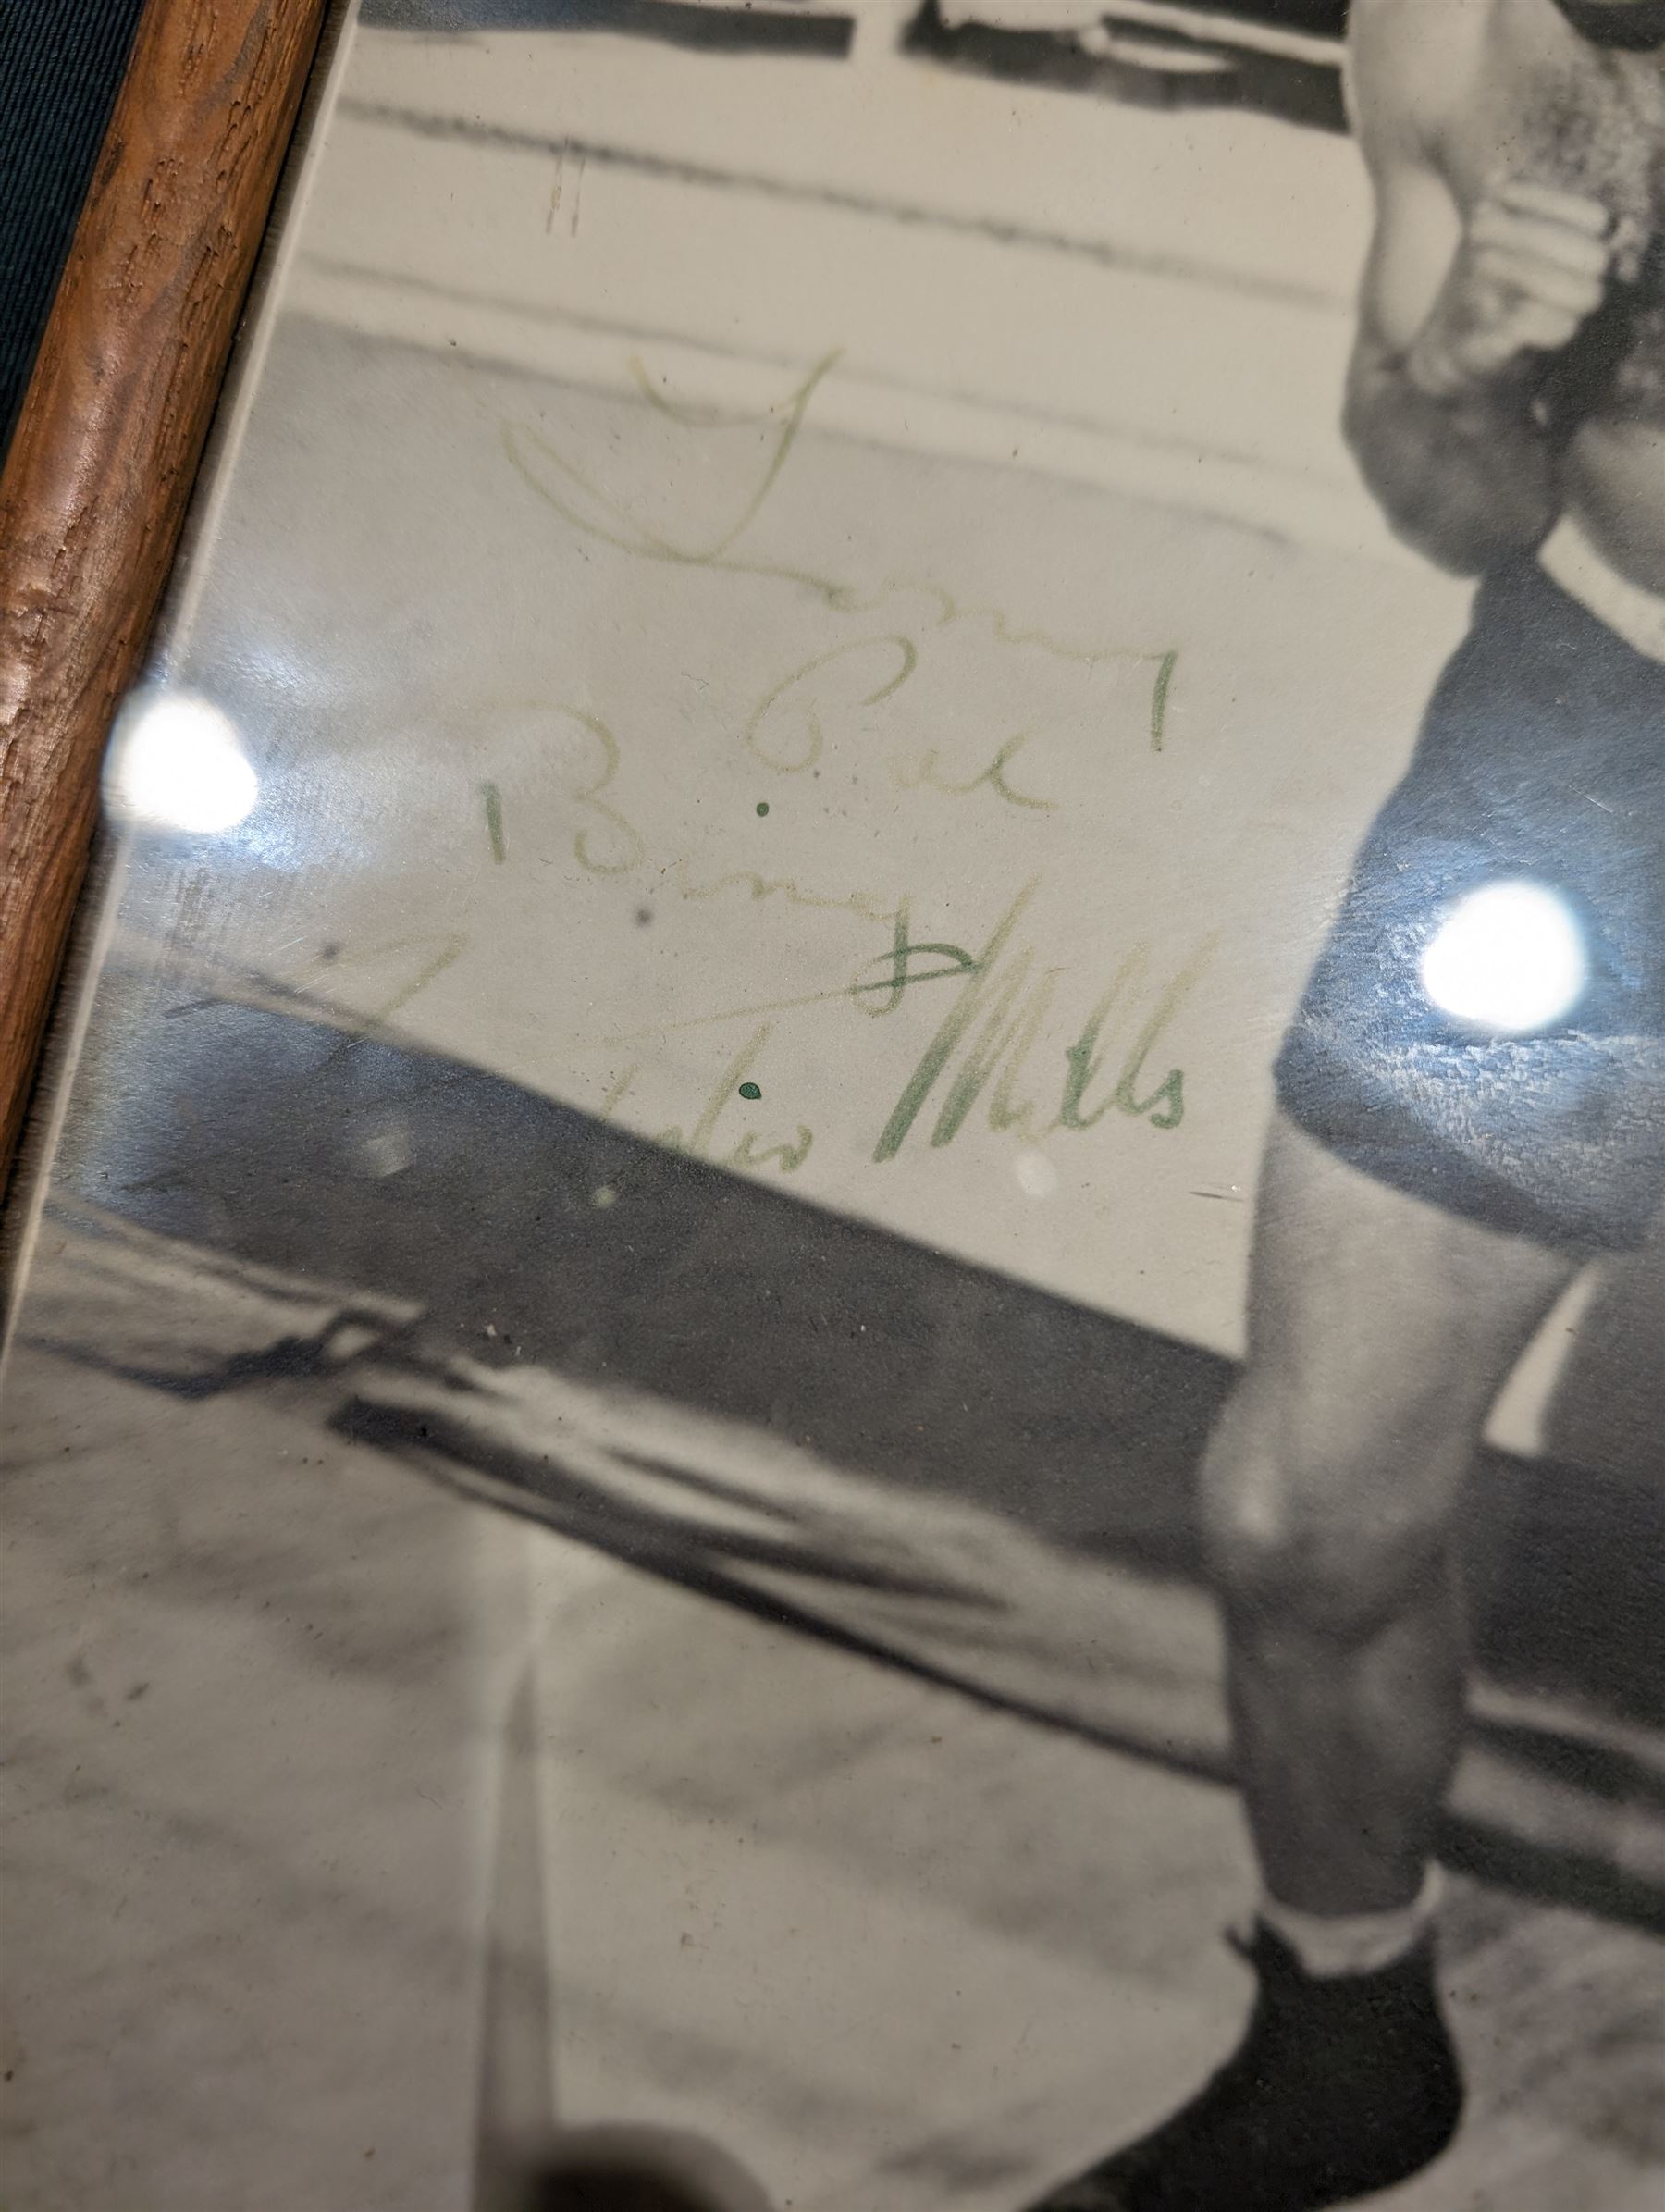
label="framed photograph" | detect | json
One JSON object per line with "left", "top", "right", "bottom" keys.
{"left": 4, "top": 5, "right": 1661, "bottom": 2208}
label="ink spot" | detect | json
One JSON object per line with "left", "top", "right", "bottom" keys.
{"left": 756, "top": 801, "right": 770, "bottom": 817}
{"left": 635, "top": 906, "right": 652, "bottom": 926}
{"left": 321, "top": 942, "right": 341, "bottom": 963}
{"left": 480, "top": 781, "right": 508, "bottom": 863}
{"left": 738, "top": 1082, "right": 763, "bottom": 1101}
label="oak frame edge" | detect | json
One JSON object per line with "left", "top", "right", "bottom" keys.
{"left": 0, "top": 0, "right": 331, "bottom": 1200}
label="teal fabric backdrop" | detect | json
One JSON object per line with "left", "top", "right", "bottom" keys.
{"left": 0, "top": 0, "right": 149, "bottom": 458}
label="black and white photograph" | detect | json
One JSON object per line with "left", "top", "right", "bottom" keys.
{"left": 2, "top": 3, "right": 1662, "bottom": 2207}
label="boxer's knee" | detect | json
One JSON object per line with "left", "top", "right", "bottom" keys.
{"left": 1199, "top": 1374, "right": 1462, "bottom": 1646}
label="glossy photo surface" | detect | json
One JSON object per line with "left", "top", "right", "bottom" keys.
{"left": 3, "top": 6, "right": 1660, "bottom": 2209}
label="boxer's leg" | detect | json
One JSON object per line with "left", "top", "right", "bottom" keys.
{"left": 1202, "top": 1110, "right": 1578, "bottom": 1922}
{"left": 1026, "top": 1110, "right": 1579, "bottom": 2212}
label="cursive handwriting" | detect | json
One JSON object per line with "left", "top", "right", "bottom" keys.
{"left": 746, "top": 636, "right": 919, "bottom": 774}
{"left": 871, "top": 883, "right": 1206, "bottom": 1159}
{"left": 616, "top": 1024, "right": 814, "bottom": 1174}
{"left": 594, "top": 880, "right": 1205, "bottom": 1171}
{"left": 498, "top": 348, "right": 1181, "bottom": 749}
{"left": 891, "top": 729, "right": 1058, "bottom": 810}
{"left": 479, "top": 781, "right": 508, "bottom": 863}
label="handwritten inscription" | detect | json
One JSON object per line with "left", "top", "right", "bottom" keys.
{"left": 643, "top": 1025, "right": 815, "bottom": 1175}
{"left": 747, "top": 636, "right": 919, "bottom": 774}
{"left": 598, "top": 880, "right": 1207, "bottom": 1179}
{"left": 479, "top": 782, "right": 507, "bottom": 863}
{"left": 500, "top": 351, "right": 1180, "bottom": 753}
{"left": 471, "top": 351, "right": 1210, "bottom": 1197}
{"left": 891, "top": 730, "right": 1058, "bottom": 810}
{"left": 870, "top": 883, "right": 1203, "bottom": 1159}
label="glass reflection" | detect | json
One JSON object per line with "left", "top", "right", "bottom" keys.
{"left": 1418, "top": 878, "right": 1590, "bottom": 1034}
{"left": 104, "top": 690, "right": 259, "bottom": 835}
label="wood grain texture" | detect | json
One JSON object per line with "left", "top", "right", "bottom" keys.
{"left": 0, "top": 0, "right": 328, "bottom": 1198}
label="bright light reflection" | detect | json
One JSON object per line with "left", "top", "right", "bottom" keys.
{"left": 105, "top": 691, "right": 258, "bottom": 834}
{"left": 1419, "top": 879, "right": 1588, "bottom": 1034}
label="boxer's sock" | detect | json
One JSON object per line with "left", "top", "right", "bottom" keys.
{"left": 1023, "top": 1921, "right": 1463, "bottom": 2211}
{"left": 1258, "top": 1863, "right": 1444, "bottom": 1979}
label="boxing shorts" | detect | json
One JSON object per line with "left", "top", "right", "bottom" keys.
{"left": 1275, "top": 516, "right": 1665, "bottom": 1252}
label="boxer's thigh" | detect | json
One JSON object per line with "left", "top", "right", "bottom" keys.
{"left": 1210, "top": 1111, "right": 1580, "bottom": 1555}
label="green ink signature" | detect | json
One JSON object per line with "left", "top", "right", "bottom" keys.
{"left": 674, "top": 863, "right": 903, "bottom": 929}
{"left": 627, "top": 1023, "right": 814, "bottom": 1175}
{"left": 479, "top": 781, "right": 508, "bottom": 863}
{"left": 891, "top": 729, "right": 1058, "bottom": 810}
{"left": 746, "top": 636, "right": 918, "bottom": 773}
{"left": 497, "top": 351, "right": 1180, "bottom": 748}
{"left": 872, "top": 881, "right": 1205, "bottom": 1158}
{"left": 473, "top": 701, "right": 646, "bottom": 874}
{"left": 854, "top": 899, "right": 982, "bottom": 1017}
{"left": 560, "top": 706, "right": 645, "bottom": 874}
{"left": 597, "top": 879, "right": 1207, "bottom": 1168}
{"left": 870, "top": 880, "right": 1211, "bottom": 1158}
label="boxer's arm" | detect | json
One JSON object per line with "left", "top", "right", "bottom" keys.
{"left": 1340, "top": 2, "right": 1593, "bottom": 574}
{"left": 1344, "top": 186, "right": 1560, "bottom": 575}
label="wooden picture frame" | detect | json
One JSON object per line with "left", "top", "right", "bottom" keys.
{"left": 2, "top": 7, "right": 1659, "bottom": 2210}
{"left": 0, "top": 0, "right": 330, "bottom": 1193}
